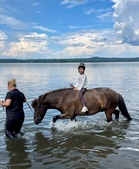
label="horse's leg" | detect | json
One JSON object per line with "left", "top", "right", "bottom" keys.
{"left": 105, "top": 109, "right": 114, "bottom": 122}
{"left": 113, "top": 109, "right": 120, "bottom": 120}
{"left": 52, "top": 113, "right": 74, "bottom": 123}
{"left": 51, "top": 115, "right": 60, "bottom": 129}
{"left": 71, "top": 115, "right": 77, "bottom": 122}
{"left": 52, "top": 115, "right": 59, "bottom": 123}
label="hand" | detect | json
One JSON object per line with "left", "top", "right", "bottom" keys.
{"left": 70, "top": 84, "right": 74, "bottom": 88}
{"left": 73, "top": 87, "right": 78, "bottom": 90}
{"left": 0, "top": 101, "right": 4, "bottom": 106}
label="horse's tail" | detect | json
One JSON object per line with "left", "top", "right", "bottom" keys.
{"left": 118, "top": 94, "right": 132, "bottom": 120}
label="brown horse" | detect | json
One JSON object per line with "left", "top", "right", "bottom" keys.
{"left": 32, "top": 87, "right": 132, "bottom": 125}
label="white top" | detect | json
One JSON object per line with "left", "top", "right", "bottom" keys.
{"left": 75, "top": 73, "right": 88, "bottom": 90}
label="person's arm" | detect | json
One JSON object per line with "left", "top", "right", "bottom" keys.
{"left": 24, "top": 97, "right": 27, "bottom": 102}
{"left": 70, "top": 84, "right": 75, "bottom": 88}
{"left": 0, "top": 99, "right": 12, "bottom": 107}
{"left": 73, "top": 76, "right": 80, "bottom": 90}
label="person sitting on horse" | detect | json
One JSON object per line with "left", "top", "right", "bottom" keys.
{"left": 71, "top": 63, "right": 88, "bottom": 113}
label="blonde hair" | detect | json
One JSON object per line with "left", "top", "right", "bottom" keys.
{"left": 8, "top": 79, "right": 17, "bottom": 88}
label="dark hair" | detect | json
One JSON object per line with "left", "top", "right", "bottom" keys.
{"left": 78, "top": 63, "right": 86, "bottom": 70}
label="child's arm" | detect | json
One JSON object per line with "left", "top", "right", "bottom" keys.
{"left": 70, "top": 84, "right": 78, "bottom": 90}
{"left": 70, "top": 84, "right": 74, "bottom": 88}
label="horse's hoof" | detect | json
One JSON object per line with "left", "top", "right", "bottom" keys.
{"left": 51, "top": 126, "right": 56, "bottom": 130}
{"left": 51, "top": 123, "right": 56, "bottom": 130}
{"left": 115, "top": 118, "right": 119, "bottom": 121}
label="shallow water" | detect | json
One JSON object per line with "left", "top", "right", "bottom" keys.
{"left": 0, "top": 62, "right": 139, "bottom": 169}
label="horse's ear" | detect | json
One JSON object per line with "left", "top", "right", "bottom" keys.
{"left": 32, "top": 99, "right": 38, "bottom": 108}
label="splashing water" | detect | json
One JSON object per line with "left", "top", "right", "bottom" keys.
{"left": 49, "top": 120, "right": 88, "bottom": 131}
{"left": 49, "top": 117, "right": 114, "bottom": 134}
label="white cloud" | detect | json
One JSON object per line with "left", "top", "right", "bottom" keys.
{"left": 33, "top": 25, "right": 58, "bottom": 33}
{"left": 0, "top": 31, "right": 7, "bottom": 50}
{"left": 49, "top": 28, "right": 139, "bottom": 58}
{"left": 97, "top": 12, "right": 112, "bottom": 20}
{"left": 50, "top": 30, "right": 112, "bottom": 58}
{"left": 32, "top": 3, "right": 40, "bottom": 6}
{"left": 3, "top": 32, "right": 50, "bottom": 58}
{"left": 96, "top": 43, "right": 139, "bottom": 57}
{"left": 83, "top": 7, "right": 113, "bottom": 24}
{"left": 112, "top": 0, "right": 139, "bottom": 46}
{"left": 69, "top": 25, "right": 93, "bottom": 29}
{"left": 0, "top": 0, "right": 26, "bottom": 30}
{"left": 0, "top": 14, "right": 27, "bottom": 29}
{"left": 55, "top": 45, "right": 96, "bottom": 58}
{"left": 1, "top": 30, "right": 114, "bottom": 59}
{"left": 1, "top": 29, "right": 139, "bottom": 59}
{"left": 83, "top": 8, "right": 95, "bottom": 15}
{"left": 61, "top": 0, "right": 88, "bottom": 8}
{"left": 83, "top": 8, "right": 105, "bottom": 15}
{"left": 0, "top": 31, "right": 7, "bottom": 41}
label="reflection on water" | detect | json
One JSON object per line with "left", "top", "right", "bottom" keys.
{"left": 0, "top": 63, "right": 139, "bottom": 169}
{"left": 6, "top": 138, "right": 31, "bottom": 169}
{"left": 2, "top": 119, "right": 135, "bottom": 169}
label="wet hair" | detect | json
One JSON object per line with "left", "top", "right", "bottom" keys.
{"left": 8, "top": 79, "right": 17, "bottom": 88}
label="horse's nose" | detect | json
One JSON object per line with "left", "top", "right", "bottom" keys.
{"left": 34, "top": 117, "right": 41, "bottom": 125}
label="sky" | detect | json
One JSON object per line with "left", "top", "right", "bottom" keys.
{"left": 0, "top": 0, "right": 139, "bottom": 59}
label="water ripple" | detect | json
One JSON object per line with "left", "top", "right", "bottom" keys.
{"left": 0, "top": 63, "right": 139, "bottom": 169}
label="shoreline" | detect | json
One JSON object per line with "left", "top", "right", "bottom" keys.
{"left": 0, "top": 57, "right": 139, "bottom": 63}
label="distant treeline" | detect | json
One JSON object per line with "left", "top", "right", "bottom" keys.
{"left": 0, "top": 57, "right": 139, "bottom": 63}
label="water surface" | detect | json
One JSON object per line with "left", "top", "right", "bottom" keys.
{"left": 0, "top": 62, "right": 139, "bottom": 169}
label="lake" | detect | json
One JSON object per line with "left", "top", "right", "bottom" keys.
{"left": 0, "top": 62, "right": 139, "bottom": 169}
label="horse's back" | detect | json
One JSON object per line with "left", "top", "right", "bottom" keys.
{"left": 65, "top": 87, "right": 118, "bottom": 97}
{"left": 86, "top": 87, "right": 119, "bottom": 102}
{"left": 52, "top": 87, "right": 119, "bottom": 102}
{"left": 87, "top": 87, "right": 118, "bottom": 95}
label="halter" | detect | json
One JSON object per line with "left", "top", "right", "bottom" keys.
{"left": 35, "top": 104, "right": 46, "bottom": 123}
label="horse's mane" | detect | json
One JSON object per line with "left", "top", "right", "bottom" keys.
{"left": 32, "top": 88, "right": 72, "bottom": 108}
{"left": 44, "top": 88, "right": 72, "bottom": 96}
{"left": 40, "top": 87, "right": 94, "bottom": 98}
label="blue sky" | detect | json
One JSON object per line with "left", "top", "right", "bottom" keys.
{"left": 0, "top": 0, "right": 139, "bottom": 59}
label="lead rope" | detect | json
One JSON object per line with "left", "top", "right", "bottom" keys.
{"left": 0, "top": 101, "right": 33, "bottom": 113}
{"left": 26, "top": 101, "right": 33, "bottom": 113}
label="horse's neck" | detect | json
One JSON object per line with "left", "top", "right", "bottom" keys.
{"left": 45, "top": 93, "right": 61, "bottom": 109}
{"left": 45, "top": 89, "right": 72, "bottom": 110}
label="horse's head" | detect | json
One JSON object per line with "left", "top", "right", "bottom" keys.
{"left": 32, "top": 97, "right": 47, "bottom": 125}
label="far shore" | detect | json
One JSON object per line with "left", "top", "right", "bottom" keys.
{"left": 0, "top": 57, "right": 139, "bottom": 63}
